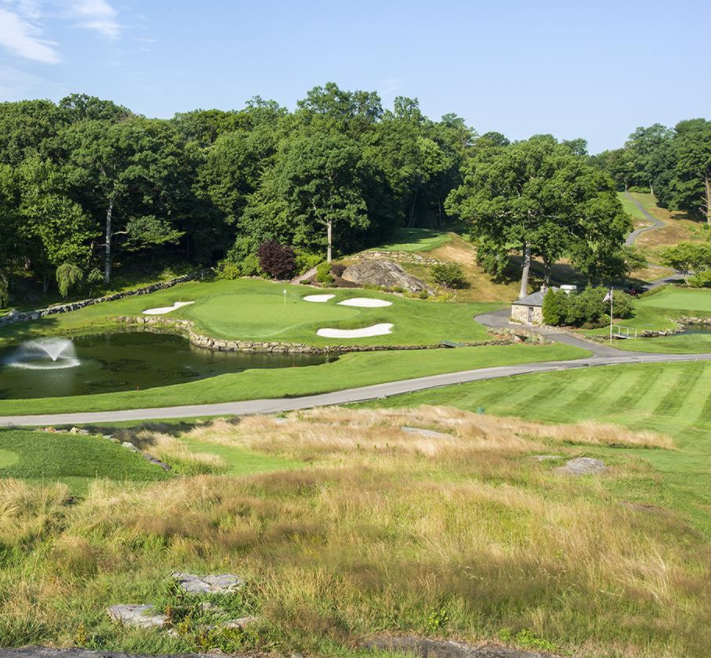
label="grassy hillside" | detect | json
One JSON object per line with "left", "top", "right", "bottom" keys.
{"left": 368, "top": 361, "right": 711, "bottom": 535}
{"left": 0, "top": 407, "right": 707, "bottom": 658}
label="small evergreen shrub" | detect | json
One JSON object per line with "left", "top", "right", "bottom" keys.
{"left": 431, "top": 262, "right": 466, "bottom": 288}
{"left": 216, "top": 261, "right": 242, "bottom": 280}
{"left": 542, "top": 289, "right": 566, "bottom": 325}
{"left": 257, "top": 241, "right": 296, "bottom": 279}
{"left": 316, "top": 262, "right": 334, "bottom": 285}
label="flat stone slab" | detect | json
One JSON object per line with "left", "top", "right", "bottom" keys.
{"left": 401, "top": 426, "right": 451, "bottom": 439}
{"left": 172, "top": 572, "right": 244, "bottom": 594}
{"left": 107, "top": 604, "right": 167, "bottom": 628}
{"left": 555, "top": 457, "right": 608, "bottom": 476}
{"left": 363, "top": 635, "right": 555, "bottom": 658}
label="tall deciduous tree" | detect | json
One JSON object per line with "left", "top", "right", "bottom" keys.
{"left": 670, "top": 119, "right": 711, "bottom": 224}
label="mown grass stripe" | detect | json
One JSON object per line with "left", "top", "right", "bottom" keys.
{"left": 653, "top": 363, "right": 705, "bottom": 417}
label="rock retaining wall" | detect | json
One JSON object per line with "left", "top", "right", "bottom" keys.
{"left": 117, "top": 316, "right": 521, "bottom": 354}
{"left": 358, "top": 251, "right": 442, "bottom": 266}
{"left": 0, "top": 272, "right": 208, "bottom": 329}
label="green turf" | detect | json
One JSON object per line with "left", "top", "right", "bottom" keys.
{"left": 618, "top": 192, "right": 647, "bottom": 221}
{"left": 370, "top": 227, "right": 452, "bottom": 252}
{"left": 0, "top": 430, "right": 168, "bottom": 490}
{"left": 365, "top": 362, "right": 711, "bottom": 533}
{"left": 0, "top": 343, "right": 589, "bottom": 417}
{"left": 0, "top": 278, "right": 501, "bottom": 347}
{"left": 179, "top": 437, "right": 300, "bottom": 476}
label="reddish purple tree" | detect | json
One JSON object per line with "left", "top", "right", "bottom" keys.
{"left": 257, "top": 241, "right": 296, "bottom": 279}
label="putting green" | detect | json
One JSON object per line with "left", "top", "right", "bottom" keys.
{"left": 639, "top": 289, "right": 711, "bottom": 312}
{"left": 190, "top": 293, "right": 359, "bottom": 338}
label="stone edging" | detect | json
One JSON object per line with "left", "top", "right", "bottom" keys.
{"left": 0, "top": 272, "right": 209, "bottom": 329}
{"left": 117, "top": 316, "right": 522, "bottom": 354}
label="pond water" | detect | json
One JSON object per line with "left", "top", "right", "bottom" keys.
{"left": 0, "top": 331, "right": 333, "bottom": 400}
{"left": 678, "top": 326, "right": 711, "bottom": 335}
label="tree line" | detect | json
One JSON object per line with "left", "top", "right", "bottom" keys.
{"left": 0, "top": 83, "right": 642, "bottom": 303}
{"left": 594, "top": 120, "right": 711, "bottom": 223}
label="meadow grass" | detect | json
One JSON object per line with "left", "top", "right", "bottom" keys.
{"left": 0, "top": 407, "right": 707, "bottom": 658}
{"left": 0, "top": 343, "right": 588, "bottom": 416}
{"left": 366, "top": 361, "right": 711, "bottom": 535}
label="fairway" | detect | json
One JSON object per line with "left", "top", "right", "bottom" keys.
{"left": 0, "top": 430, "right": 168, "bottom": 490}
{"left": 0, "top": 278, "right": 502, "bottom": 347}
{"left": 369, "top": 227, "right": 452, "bottom": 252}
{"left": 368, "top": 361, "right": 711, "bottom": 533}
{"left": 639, "top": 288, "right": 711, "bottom": 311}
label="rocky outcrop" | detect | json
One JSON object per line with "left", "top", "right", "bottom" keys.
{"left": 358, "top": 250, "right": 442, "bottom": 266}
{"left": 342, "top": 259, "right": 432, "bottom": 292}
{"left": 0, "top": 272, "right": 208, "bottom": 330}
{"left": 363, "top": 634, "right": 556, "bottom": 658}
{"left": 116, "top": 316, "right": 517, "bottom": 354}
{"left": 555, "top": 457, "right": 608, "bottom": 476}
{"left": 172, "top": 572, "right": 244, "bottom": 594}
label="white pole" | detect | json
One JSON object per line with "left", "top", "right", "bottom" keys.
{"left": 609, "top": 288, "right": 613, "bottom": 345}
{"left": 283, "top": 289, "right": 287, "bottom": 306}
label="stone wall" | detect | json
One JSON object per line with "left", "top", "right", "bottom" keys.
{"left": 0, "top": 272, "right": 208, "bottom": 329}
{"left": 357, "top": 251, "right": 442, "bottom": 266}
{"left": 116, "top": 315, "right": 519, "bottom": 354}
{"left": 510, "top": 304, "right": 543, "bottom": 325}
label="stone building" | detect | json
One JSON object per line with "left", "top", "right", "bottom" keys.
{"left": 511, "top": 287, "right": 557, "bottom": 325}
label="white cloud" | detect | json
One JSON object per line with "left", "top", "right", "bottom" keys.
{"left": 0, "top": 6, "right": 59, "bottom": 63}
{"left": 68, "top": 0, "right": 121, "bottom": 39}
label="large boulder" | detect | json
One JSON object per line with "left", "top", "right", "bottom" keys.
{"left": 342, "top": 259, "right": 432, "bottom": 292}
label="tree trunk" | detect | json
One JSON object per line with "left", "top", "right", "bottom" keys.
{"left": 407, "top": 189, "right": 419, "bottom": 228}
{"left": 42, "top": 272, "right": 49, "bottom": 295}
{"left": 104, "top": 196, "right": 114, "bottom": 285}
{"left": 326, "top": 218, "right": 333, "bottom": 263}
{"left": 705, "top": 177, "right": 711, "bottom": 225}
{"left": 519, "top": 243, "right": 531, "bottom": 299}
{"left": 543, "top": 258, "right": 552, "bottom": 286}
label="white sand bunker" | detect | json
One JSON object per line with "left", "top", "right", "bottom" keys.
{"left": 142, "top": 301, "right": 195, "bottom": 315}
{"left": 303, "top": 294, "right": 336, "bottom": 303}
{"left": 338, "top": 297, "right": 392, "bottom": 308}
{"left": 317, "top": 323, "right": 393, "bottom": 338}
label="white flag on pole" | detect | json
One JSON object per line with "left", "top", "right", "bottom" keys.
{"left": 603, "top": 289, "right": 612, "bottom": 303}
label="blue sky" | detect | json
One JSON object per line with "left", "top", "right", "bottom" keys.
{"left": 0, "top": 0, "right": 707, "bottom": 152}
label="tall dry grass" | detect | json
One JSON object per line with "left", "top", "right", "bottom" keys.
{"left": 0, "top": 406, "right": 703, "bottom": 658}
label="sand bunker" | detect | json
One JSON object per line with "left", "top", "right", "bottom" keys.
{"left": 142, "top": 301, "right": 195, "bottom": 315}
{"left": 303, "top": 294, "right": 336, "bottom": 303}
{"left": 317, "top": 323, "right": 393, "bottom": 338}
{"left": 338, "top": 297, "right": 392, "bottom": 308}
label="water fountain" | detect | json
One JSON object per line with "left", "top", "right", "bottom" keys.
{"left": 5, "top": 338, "right": 81, "bottom": 370}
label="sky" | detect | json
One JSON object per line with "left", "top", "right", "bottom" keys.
{"left": 0, "top": 0, "right": 708, "bottom": 153}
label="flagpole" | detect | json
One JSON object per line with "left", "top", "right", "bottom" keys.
{"left": 609, "top": 288, "right": 613, "bottom": 345}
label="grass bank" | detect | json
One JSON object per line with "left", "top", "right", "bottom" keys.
{"left": 0, "top": 407, "right": 706, "bottom": 658}
{"left": 366, "top": 361, "right": 711, "bottom": 535}
{"left": 0, "top": 343, "right": 588, "bottom": 417}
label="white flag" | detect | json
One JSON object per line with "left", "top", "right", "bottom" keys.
{"left": 603, "top": 289, "right": 612, "bottom": 303}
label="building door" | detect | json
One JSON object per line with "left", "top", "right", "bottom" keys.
{"left": 527, "top": 306, "right": 533, "bottom": 323}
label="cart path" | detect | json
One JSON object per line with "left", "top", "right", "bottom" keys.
{"left": 624, "top": 191, "right": 665, "bottom": 246}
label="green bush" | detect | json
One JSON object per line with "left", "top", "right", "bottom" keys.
{"left": 239, "top": 253, "right": 262, "bottom": 277}
{"left": 294, "top": 249, "right": 322, "bottom": 275}
{"left": 216, "top": 261, "right": 242, "bottom": 280}
{"left": 688, "top": 271, "right": 711, "bottom": 288}
{"left": 543, "top": 287, "right": 633, "bottom": 327}
{"left": 0, "top": 271, "right": 8, "bottom": 308}
{"left": 431, "top": 262, "right": 467, "bottom": 288}
{"left": 542, "top": 289, "right": 566, "bottom": 325}
{"left": 56, "top": 263, "right": 83, "bottom": 299}
{"left": 316, "top": 262, "right": 334, "bottom": 285}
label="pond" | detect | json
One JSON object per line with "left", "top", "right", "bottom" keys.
{"left": 0, "top": 331, "right": 333, "bottom": 400}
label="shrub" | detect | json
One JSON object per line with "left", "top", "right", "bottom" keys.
{"left": 239, "top": 253, "right": 262, "bottom": 277}
{"left": 544, "top": 287, "right": 633, "bottom": 327}
{"left": 257, "top": 242, "right": 296, "bottom": 279}
{"left": 542, "top": 289, "right": 566, "bottom": 325}
{"left": 294, "top": 249, "right": 322, "bottom": 275}
{"left": 431, "top": 262, "right": 466, "bottom": 288}
{"left": 688, "top": 271, "right": 711, "bottom": 288}
{"left": 331, "top": 263, "right": 346, "bottom": 278}
{"left": 0, "top": 271, "right": 8, "bottom": 308}
{"left": 86, "top": 268, "right": 103, "bottom": 293}
{"left": 216, "top": 261, "right": 242, "bottom": 280}
{"left": 56, "top": 263, "right": 83, "bottom": 299}
{"left": 316, "top": 262, "right": 334, "bottom": 285}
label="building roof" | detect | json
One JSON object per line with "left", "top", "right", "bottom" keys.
{"left": 511, "top": 287, "right": 559, "bottom": 307}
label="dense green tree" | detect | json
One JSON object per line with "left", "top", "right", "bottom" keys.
{"left": 0, "top": 100, "right": 65, "bottom": 166}
{"left": 668, "top": 119, "right": 711, "bottom": 223}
